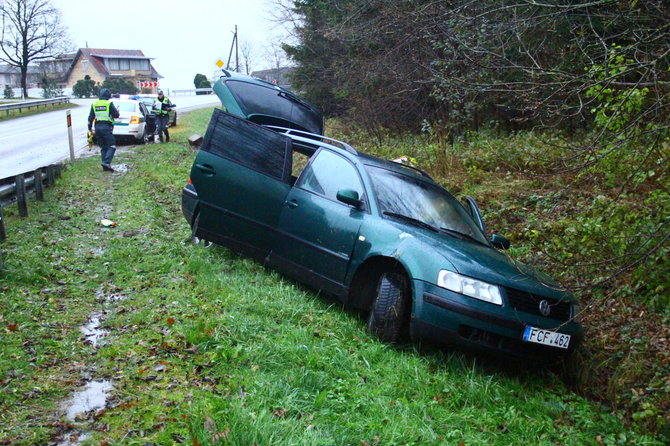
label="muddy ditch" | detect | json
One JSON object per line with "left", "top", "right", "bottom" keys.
{"left": 52, "top": 285, "right": 126, "bottom": 445}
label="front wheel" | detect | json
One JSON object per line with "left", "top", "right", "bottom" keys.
{"left": 367, "top": 272, "right": 410, "bottom": 343}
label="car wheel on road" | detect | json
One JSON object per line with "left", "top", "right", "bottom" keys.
{"left": 367, "top": 272, "right": 410, "bottom": 343}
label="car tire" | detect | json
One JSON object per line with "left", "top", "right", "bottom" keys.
{"left": 367, "top": 272, "right": 410, "bottom": 343}
{"left": 140, "top": 128, "right": 148, "bottom": 145}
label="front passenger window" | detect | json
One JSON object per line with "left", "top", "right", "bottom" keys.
{"left": 298, "top": 150, "right": 363, "bottom": 202}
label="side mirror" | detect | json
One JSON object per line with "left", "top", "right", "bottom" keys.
{"left": 491, "top": 234, "right": 511, "bottom": 250}
{"left": 336, "top": 189, "right": 362, "bottom": 208}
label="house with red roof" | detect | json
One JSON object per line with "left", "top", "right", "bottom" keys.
{"left": 62, "top": 48, "right": 162, "bottom": 92}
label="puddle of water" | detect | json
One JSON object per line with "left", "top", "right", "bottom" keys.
{"left": 95, "top": 289, "right": 127, "bottom": 303}
{"left": 80, "top": 312, "right": 106, "bottom": 347}
{"left": 55, "top": 431, "right": 90, "bottom": 446}
{"left": 111, "top": 163, "right": 129, "bottom": 173}
{"left": 63, "top": 380, "right": 113, "bottom": 421}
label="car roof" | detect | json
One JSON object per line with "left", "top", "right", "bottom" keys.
{"left": 267, "top": 124, "right": 434, "bottom": 182}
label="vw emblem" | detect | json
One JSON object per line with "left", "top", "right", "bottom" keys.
{"left": 539, "top": 300, "right": 551, "bottom": 317}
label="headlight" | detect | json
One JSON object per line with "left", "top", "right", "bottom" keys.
{"left": 437, "top": 270, "right": 502, "bottom": 305}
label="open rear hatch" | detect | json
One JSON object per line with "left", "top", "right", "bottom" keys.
{"left": 213, "top": 70, "right": 324, "bottom": 135}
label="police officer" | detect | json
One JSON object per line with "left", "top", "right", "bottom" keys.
{"left": 88, "top": 88, "right": 120, "bottom": 171}
{"left": 153, "top": 90, "right": 173, "bottom": 143}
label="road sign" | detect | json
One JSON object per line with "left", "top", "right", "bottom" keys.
{"left": 216, "top": 59, "right": 224, "bottom": 68}
{"left": 139, "top": 82, "right": 159, "bottom": 87}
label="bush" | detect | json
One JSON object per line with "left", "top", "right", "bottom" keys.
{"left": 101, "top": 78, "right": 137, "bottom": 95}
{"left": 2, "top": 84, "right": 13, "bottom": 99}
{"left": 40, "top": 78, "right": 64, "bottom": 98}
{"left": 193, "top": 73, "right": 211, "bottom": 95}
{"left": 72, "top": 75, "right": 97, "bottom": 98}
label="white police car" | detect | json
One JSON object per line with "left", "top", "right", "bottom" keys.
{"left": 110, "top": 98, "right": 151, "bottom": 143}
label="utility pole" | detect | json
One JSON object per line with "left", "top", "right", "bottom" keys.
{"left": 226, "top": 26, "right": 239, "bottom": 72}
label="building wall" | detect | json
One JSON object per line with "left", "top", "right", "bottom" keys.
{"left": 66, "top": 54, "right": 159, "bottom": 90}
{"left": 66, "top": 54, "right": 106, "bottom": 88}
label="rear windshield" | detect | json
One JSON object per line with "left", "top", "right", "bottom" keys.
{"left": 225, "top": 80, "right": 323, "bottom": 134}
{"left": 113, "top": 102, "right": 138, "bottom": 113}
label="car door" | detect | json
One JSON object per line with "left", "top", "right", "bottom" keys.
{"left": 271, "top": 149, "right": 367, "bottom": 295}
{"left": 191, "top": 110, "right": 293, "bottom": 259}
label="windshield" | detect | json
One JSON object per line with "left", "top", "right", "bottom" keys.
{"left": 366, "top": 165, "right": 490, "bottom": 245}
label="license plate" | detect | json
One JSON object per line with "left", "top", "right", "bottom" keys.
{"left": 523, "top": 326, "right": 570, "bottom": 349}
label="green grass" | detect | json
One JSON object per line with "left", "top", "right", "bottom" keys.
{"left": 0, "top": 108, "right": 662, "bottom": 445}
{"left": 0, "top": 102, "right": 77, "bottom": 121}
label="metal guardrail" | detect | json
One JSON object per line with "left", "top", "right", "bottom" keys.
{"left": 0, "top": 96, "right": 70, "bottom": 115}
{"left": 0, "top": 164, "right": 64, "bottom": 241}
{"left": 171, "top": 88, "right": 213, "bottom": 96}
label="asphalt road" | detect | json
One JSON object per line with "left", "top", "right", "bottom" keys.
{"left": 0, "top": 95, "right": 220, "bottom": 179}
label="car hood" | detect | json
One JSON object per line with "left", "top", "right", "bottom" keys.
{"left": 403, "top": 224, "right": 571, "bottom": 299}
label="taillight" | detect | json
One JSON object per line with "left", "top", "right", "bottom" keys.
{"left": 187, "top": 178, "right": 193, "bottom": 184}
{"left": 130, "top": 116, "right": 141, "bottom": 124}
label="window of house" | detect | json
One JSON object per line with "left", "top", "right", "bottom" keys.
{"left": 81, "top": 60, "right": 88, "bottom": 72}
{"left": 130, "top": 59, "right": 150, "bottom": 71}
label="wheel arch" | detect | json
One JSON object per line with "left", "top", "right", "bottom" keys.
{"left": 348, "top": 255, "right": 412, "bottom": 311}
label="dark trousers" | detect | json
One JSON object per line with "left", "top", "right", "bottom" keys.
{"left": 95, "top": 123, "right": 116, "bottom": 165}
{"left": 155, "top": 114, "right": 170, "bottom": 142}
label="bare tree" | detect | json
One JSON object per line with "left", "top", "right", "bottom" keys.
{"left": 265, "top": 43, "right": 289, "bottom": 71}
{"left": 0, "top": 0, "right": 71, "bottom": 98}
{"left": 240, "top": 40, "right": 255, "bottom": 75}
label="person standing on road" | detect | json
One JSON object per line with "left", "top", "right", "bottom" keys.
{"left": 153, "top": 90, "right": 173, "bottom": 143}
{"left": 88, "top": 88, "right": 120, "bottom": 172}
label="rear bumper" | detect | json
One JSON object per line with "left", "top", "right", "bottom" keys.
{"left": 113, "top": 123, "right": 145, "bottom": 139}
{"left": 181, "top": 184, "right": 198, "bottom": 226}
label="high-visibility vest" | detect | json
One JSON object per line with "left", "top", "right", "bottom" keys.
{"left": 154, "top": 97, "right": 170, "bottom": 115}
{"left": 92, "top": 100, "right": 114, "bottom": 122}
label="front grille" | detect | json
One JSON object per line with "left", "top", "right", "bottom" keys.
{"left": 505, "top": 287, "right": 572, "bottom": 321}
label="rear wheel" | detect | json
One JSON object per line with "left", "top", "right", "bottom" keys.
{"left": 367, "top": 272, "right": 410, "bottom": 343}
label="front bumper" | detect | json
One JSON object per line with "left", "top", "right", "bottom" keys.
{"left": 410, "top": 280, "right": 583, "bottom": 360}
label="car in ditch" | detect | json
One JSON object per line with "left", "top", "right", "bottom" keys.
{"left": 181, "top": 109, "right": 583, "bottom": 360}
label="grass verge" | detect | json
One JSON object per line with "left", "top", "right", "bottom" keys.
{"left": 0, "top": 108, "right": 663, "bottom": 445}
{"left": 0, "top": 102, "right": 77, "bottom": 122}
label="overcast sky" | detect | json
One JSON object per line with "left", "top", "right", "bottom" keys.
{"left": 50, "top": 0, "right": 291, "bottom": 90}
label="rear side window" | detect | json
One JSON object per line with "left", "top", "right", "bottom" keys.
{"left": 201, "top": 109, "right": 292, "bottom": 183}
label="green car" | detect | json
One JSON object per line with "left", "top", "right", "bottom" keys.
{"left": 182, "top": 110, "right": 583, "bottom": 359}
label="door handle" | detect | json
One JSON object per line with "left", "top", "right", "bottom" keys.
{"left": 286, "top": 199, "right": 299, "bottom": 209}
{"left": 195, "top": 163, "right": 216, "bottom": 175}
